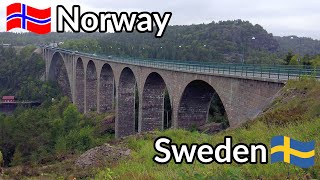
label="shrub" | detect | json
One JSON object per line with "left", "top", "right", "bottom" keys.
{"left": 65, "top": 127, "right": 95, "bottom": 153}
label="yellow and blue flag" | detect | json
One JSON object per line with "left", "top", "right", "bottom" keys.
{"left": 271, "top": 136, "right": 315, "bottom": 168}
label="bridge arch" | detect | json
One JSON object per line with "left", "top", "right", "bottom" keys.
{"left": 86, "top": 60, "right": 98, "bottom": 112}
{"left": 177, "top": 80, "right": 228, "bottom": 130}
{"left": 99, "top": 63, "right": 115, "bottom": 113}
{"left": 141, "top": 72, "right": 171, "bottom": 132}
{"left": 75, "top": 58, "right": 85, "bottom": 112}
{"left": 48, "top": 52, "right": 72, "bottom": 100}
{"left": 117, "top": 67, "right": 138, "bottom": 137}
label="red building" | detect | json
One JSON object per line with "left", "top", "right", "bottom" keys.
{"left": 2, "top": 96, "right": 15, "bottom": 103}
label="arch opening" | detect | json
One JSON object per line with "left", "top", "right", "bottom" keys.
{"left": 141, "top": 72, "right": 172, "bottom": 132}
{"left": 208, "top": 92, "right": 229, "bottom": 129}
{"left": 86, "top": 60, "right": 97, "bottom": 112}
{"left": 75, "top": 58, "right": 84, "bottom": 112}
{"left": 135, "top": 83, "right": 139, "bottom": 133}
{"left": 48, "top": 52, "right": 72, "bottom": 100}
{"left": 99, "top": 64, "right": 115, "bottom": 113}
{"left": 163, "top": 88, "right": 172, "bottom": 129}
{"left": 117, "top": 67, "right": 138, "bottom": 137}
{"left": 178, "top": 80, "right": 228, "bottom": 132}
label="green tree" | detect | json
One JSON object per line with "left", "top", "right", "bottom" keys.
{"left": 311, "top": 56, "right": 320, "bottom": 68}
{"left": 289, "top": 54, "right": 300, "bottom": 65}
{"left": 284, "top": 52, "right": 294, "bottom": 65}
{"left": 63, "top": 104, "right": 81, "bottom": 133}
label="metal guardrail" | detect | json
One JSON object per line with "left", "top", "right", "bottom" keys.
{"left": 43, "top": 46, "right": 320, "bottom": 81}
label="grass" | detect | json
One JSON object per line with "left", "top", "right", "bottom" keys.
{"left": 105, "top": 120, "right": 320, "bottom": 179}
{"left": 98, "top": 77, "right": 320, "bottom": 179}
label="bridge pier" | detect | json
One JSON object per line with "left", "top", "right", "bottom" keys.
{"left": 116, "top": 68, "right": 137, "bottom": 138}
{"left": 75, "top": 58, "right": 85, "bottom": 113}
{"left": 86, "top": 61, "right": 98, "bottom": 112}
{"left": 99, "top": 64, "right": 114, "bottom": 113}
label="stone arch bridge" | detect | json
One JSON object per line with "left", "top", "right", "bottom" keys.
{"left": 42, "top": 47, "right": 289, "bottom": 138}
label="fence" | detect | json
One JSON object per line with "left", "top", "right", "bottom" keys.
{"left": 45, "top": 46, "right": 320, "bottom": 81}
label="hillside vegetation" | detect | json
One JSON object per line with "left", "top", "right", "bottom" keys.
{"left": 275, "top": 36, "right": 320, "bottom": 56}
{"left": 59, "top": 20, "right": 282, "bottom": 64}
{"left": 1, "top": 20, "right": 320, "bottom": 64}
{"left": 0, "top": 46, "right": 59, "bottom": 101}
{"left": 95, "top": 78, "right": 320, "bottom": 179}
{"left": 0, "top": 98, "right": 114, "bottom": 168}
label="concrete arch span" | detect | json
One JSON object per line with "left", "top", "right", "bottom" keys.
{"left": 177, "top": 80, "right": 228, "bottom": 130}
{"left": 48, "top": 52, "right": 72, "bottom": 100}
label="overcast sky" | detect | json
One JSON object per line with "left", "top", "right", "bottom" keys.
{"left": 1, "top": 0, "right": 320, "bottom": 39}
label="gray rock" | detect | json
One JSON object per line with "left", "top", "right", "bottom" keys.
{"left": 75, "top": 143, "right": 130, "bottom": 169}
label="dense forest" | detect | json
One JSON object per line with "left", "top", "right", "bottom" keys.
{"left": 0, "top": 97, "right": 113, "bottom": 167}
{"left": 0, "top": 46, "right": 60, "bottom": 101}
{"left": 275, "top": 35, "right": 320, "bottom": 56}
{"left": 1, "top": 20, "right": 320, "bottom": 65}
{"left": 0, "top": 44, "right": 112, "bottom": 171}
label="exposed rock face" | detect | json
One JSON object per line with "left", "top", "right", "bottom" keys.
{"left": 75, "top": 144, "right": 130, "bottom": 169}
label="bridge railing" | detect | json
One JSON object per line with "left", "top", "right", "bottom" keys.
{"left": 110, "top": 56, "right": 320, "bottom": 80}
{"left": 43, "top": 46, "right": 320, "bottom": 80}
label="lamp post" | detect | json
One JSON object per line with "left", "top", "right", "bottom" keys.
{"left": 251, "top": 36, "right": 256, "bottom": 64}
{"left": 241, "top": 36, "right": 256, "bottom": 65}
{"left": 290, "top": 36, "right": 301, "bottom": 65}
{"left": 160, "top": 46, "right": 164, "bottom": 59}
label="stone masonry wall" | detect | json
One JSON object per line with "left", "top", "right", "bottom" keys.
{"left": 99, "top": 64, "right": 114, "bottom": 113}
{"left": 117, "top": 68, "right": 136, "bottom": 137}
{"left": 141, "top": 72, "right": 166, "bottom": 132}
{"left": 75, "top": 58, "right": 85, "bottom": 113}
{"left": 86, "top": 61, "right": 97, "bottom": 112}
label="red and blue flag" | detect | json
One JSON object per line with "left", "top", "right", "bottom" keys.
{"left": 6, "top": 3, "right": 51, "bottom": 34}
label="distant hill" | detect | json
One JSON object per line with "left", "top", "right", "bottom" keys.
{"left": 1, "top": 20, "right": 320, "bottom": 64}
{"left": 275, "top": 36, "right": 320, "bottom": 56}
{"left": 58, "top": 20, "right": 282, "bottom": 64}
{"left": 94, "top": 20, "right": 280, "bottom": 63}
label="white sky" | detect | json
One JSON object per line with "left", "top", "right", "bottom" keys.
{"left": 1, "top": 0, "right": 320, "bottom": 39}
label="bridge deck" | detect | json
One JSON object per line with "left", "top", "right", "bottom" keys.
{"left": 44, "top": 46, "right": 320, "bottom": 82}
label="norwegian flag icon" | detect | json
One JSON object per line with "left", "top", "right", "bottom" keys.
{"left": 6, "top": 3, "right": 51, "bottom": 34}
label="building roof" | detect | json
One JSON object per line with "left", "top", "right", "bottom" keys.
{"left": 2, "top": 96, "right": 15, "bottom": 100}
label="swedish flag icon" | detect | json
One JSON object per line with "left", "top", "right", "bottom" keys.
{"left": 271, "top": 136, "right": 315, "bottom": 168}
